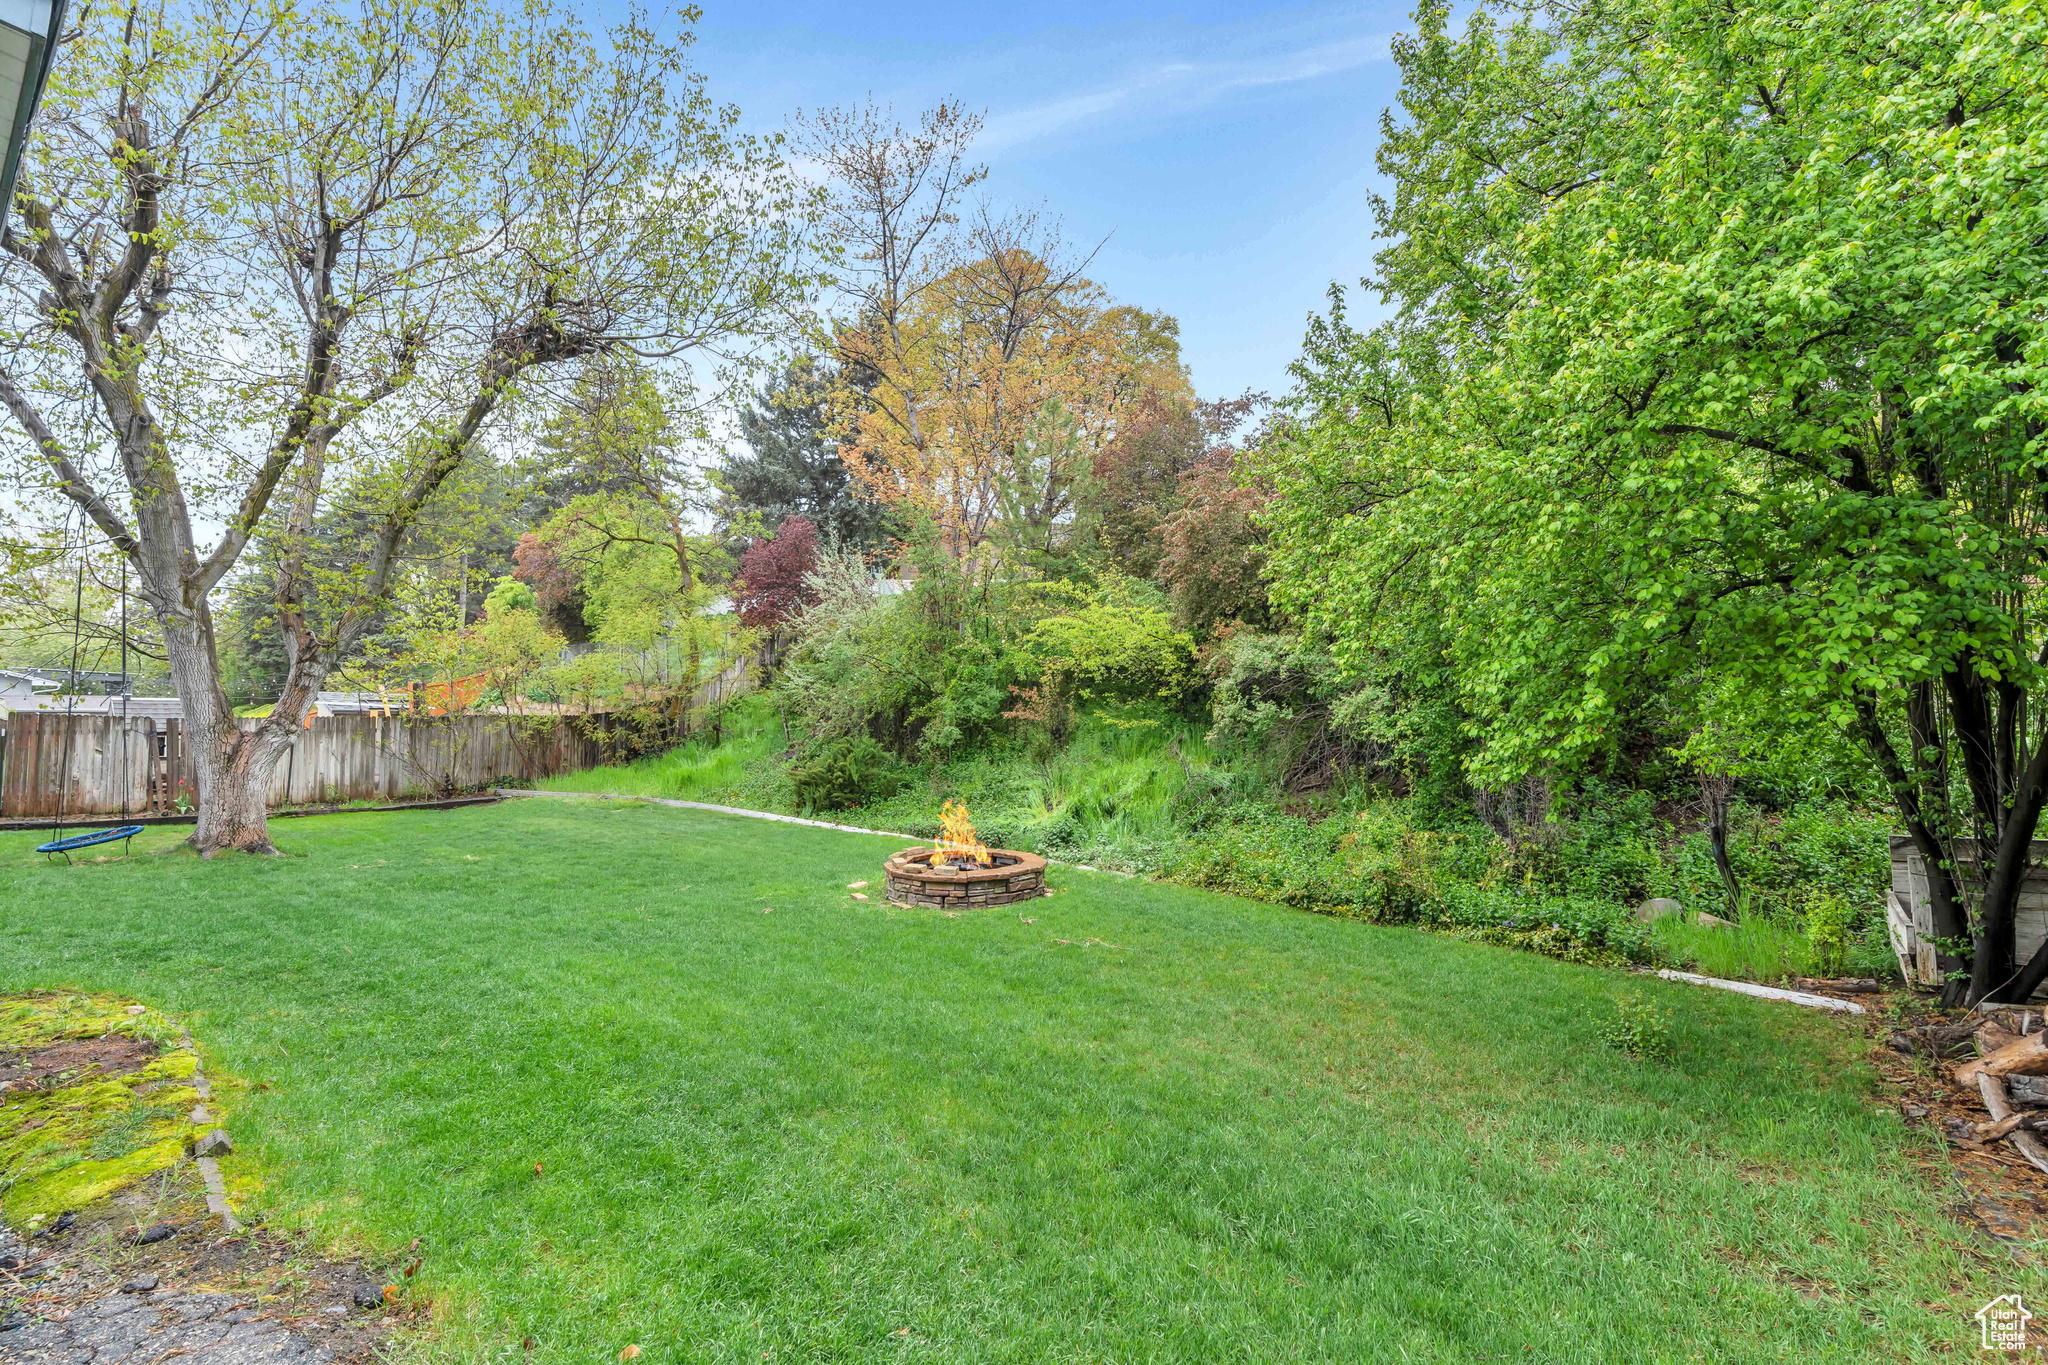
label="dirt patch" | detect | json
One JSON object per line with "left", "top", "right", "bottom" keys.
{"left": 0, "top": 991, "right": 421, "bottom": 1358}
{"left": 0, "top": 1163, "right": 411, "bottom": 1360}
{"left": 0, "top": 1034, "right": 162, "bottom": 1093}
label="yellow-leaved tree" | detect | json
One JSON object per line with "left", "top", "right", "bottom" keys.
{"left": 795, "top": 102, "right": 1187, "bottom": 561}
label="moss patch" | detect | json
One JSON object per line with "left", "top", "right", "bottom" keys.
{"left": 0, "top": 991, "right": 208, "bottom": 1227}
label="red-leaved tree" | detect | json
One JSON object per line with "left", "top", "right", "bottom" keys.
{"left": 733, "top": 516, "right": 821, "bottom": 634}
{"left": 1157, "top": 457, "right": 1271, "bottom": 634}
{"left": 513, "top": 531, "right": 589, "bottom": 640}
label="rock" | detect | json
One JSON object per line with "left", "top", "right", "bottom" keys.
{"left": 134, "top": 1222, "right": 178, "bottom": 1245}
{"left": 37, "top": 1211, "right": 76, "bottom": 1237}
{"left": 352, "top": 1282, "right": 386, "bottom": 1309}
{"left": 191, "top": 1128, "right": 233, "bottom": 1157}
{"left": 1635, "top": 897, "right": 1684, "bottom": 922}
{"left": 1695, "top": 912, "right": 1732, "bottom": 928}
{"left": 122, "top": 1274, "right": 159, "bottom": 1293}
{"left": 125, "top": 1004, "right": 146, "bottom": 1016}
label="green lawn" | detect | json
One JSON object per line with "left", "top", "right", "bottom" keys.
{"left": 0, "top": 799, "right": 2006, "bottom": 1361}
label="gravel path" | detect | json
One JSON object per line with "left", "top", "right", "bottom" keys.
{"left": 6, "top": 1288, "right": 335, "bottom": 1362}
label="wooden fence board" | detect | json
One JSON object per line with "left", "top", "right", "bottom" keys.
{"left": 0, "top": 710, "right": 609, "bottom": 818}
{"left": 0, "top": 659, "right": 752, "bottom": 818}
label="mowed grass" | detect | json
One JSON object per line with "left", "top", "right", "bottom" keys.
{"left": 0, "top": 799, "right": 2006, "bottom": 1362}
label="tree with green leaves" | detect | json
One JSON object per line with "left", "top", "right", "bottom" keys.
{"left": 718, "top": 356, "right": 888, "bottom": 552}
{"left": 1265, "top": 0, "right": 2048, "bottom": 1001}
{"left": 511, "top": 353, "right": 740, "bottom": 725}
{"left": 0, "top": 0, "right": 807, "bottom": 854}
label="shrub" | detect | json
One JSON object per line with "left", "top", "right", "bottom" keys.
{"left": 1600, "top": 991, "right": 1674, "bottom": 1061}
{"left": 1804, "top": 891, "right": 1855, "bottom": 976}
{"left": 789, "top": 736, "right": 907, "bottom": 812}
{"left": 1163, "top": 799, "right": 1656, "bottom": 966}
{"left": 1022, "top": 577, "right": 1199, "bottom": 711}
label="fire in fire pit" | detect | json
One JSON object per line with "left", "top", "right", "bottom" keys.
{"left": 885, "top": 800, "right": 1047, "bottom": 908}
{"left": 934, "top": 798, "right": 995, "bottom": 869}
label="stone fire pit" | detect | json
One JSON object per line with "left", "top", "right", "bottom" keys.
{"left": 884, "top": 847, "right": 1047, "bottom": 908}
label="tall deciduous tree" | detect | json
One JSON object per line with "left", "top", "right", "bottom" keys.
{"left": 834, "top": 220, "right": 1187, "bottom": 559}
{"left": 512, "top": 354, "right": 739, "bottom": 724}
{"left": 1265, "top": 0, "right": 2048, "bottom": 1001}
{"left": 0, "top": 0, "right": 806, "bottom": 853}
{"left": 1092, "top": 391, "right": 1263, "bottom": 582}
{"left": 795, "top": 102, "right": 1186, "bottom": 561}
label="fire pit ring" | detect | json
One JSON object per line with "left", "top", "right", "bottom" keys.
{"left": 884, "top": 847, "right": 1048, "bottom": 909}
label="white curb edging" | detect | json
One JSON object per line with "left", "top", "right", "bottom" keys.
{"left": 495, "top": 789, "right": 1131, "bottom": 875}
{"left": 1653, "top": 969, "right": 1867, "bottom": 1014}
{"left": 496, "top": 788, "right": 919, "bottom": 840}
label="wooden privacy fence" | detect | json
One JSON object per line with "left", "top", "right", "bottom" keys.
{"left": 0, "top": 710, "right": 608, "bottom": 818}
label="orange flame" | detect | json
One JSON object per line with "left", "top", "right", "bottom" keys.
{"left": 935, "top": 798, "right": 991, "bottom": 866}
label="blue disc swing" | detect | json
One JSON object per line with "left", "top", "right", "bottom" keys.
{"left": 35, "top": 543, "right": 143, "bottom": 863}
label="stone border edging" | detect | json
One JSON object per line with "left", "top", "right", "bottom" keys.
{"left": 177, "top": 1031, "right": 239, "bottom": 1231}
{"left": 493, "top": 789, "right": 1130, "bottom": 875}
{"left": 496, "top": 788, "right": 920, "bottom": 839}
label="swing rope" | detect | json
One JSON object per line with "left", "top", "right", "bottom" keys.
{"left": 119, "top": 558, "right": 130, "bottom": 824}
{"left": 35, "top": 517, "right": 143, "bottom": 863}
{"left": 53, "top": 518, "right": 83, "bottom": 838}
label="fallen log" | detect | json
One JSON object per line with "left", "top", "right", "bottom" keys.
{"left": 1976, "top": 1073, "right": 2048, "bottom": 1178}
{"left": 1956, "top": 1032, "right": 2048, "bottom": 1086}
{"left": 1976, "top": 1022, "right": 2022, "bottom": 1055}
{"left": 1795, "top": 977, "right": 1883, "bottom": 994}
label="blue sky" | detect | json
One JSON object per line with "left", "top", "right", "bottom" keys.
{"left": 667, "top": 1, "right": 1415, "bottom": 403}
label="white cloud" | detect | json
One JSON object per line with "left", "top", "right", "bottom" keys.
{"left": 979, "top": 32, "right": 1393, "bottom": 153}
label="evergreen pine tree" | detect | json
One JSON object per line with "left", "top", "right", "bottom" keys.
{"left": 718, "top": 357, "right": 888, "bottom": 551}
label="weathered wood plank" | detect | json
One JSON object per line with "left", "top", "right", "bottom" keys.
{"left": 2, "top": 710, "right": 612, "bottom": 816}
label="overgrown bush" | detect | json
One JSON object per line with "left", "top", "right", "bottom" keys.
{"left": 1165, "top": 800, "right": 1655, "bottom": 966}
{"left": 789, "top": 736, "right": 908, "bottom": 812}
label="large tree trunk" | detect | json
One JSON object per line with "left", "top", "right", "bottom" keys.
{"left": 157, "top": 588, "right": 314, "bottom": 857}
{"left": 1854, "top": 691, "right": 1973, "bottom": 1004}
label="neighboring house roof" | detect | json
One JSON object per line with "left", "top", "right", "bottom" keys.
{"left": 0, "top": 669, "right": 58, "bottom": 696}
{"left": 3, "top": 694, "right": 185, "bottom": 719}
{"left": 313, "top": 692, "right": 411, "bottom": 717}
